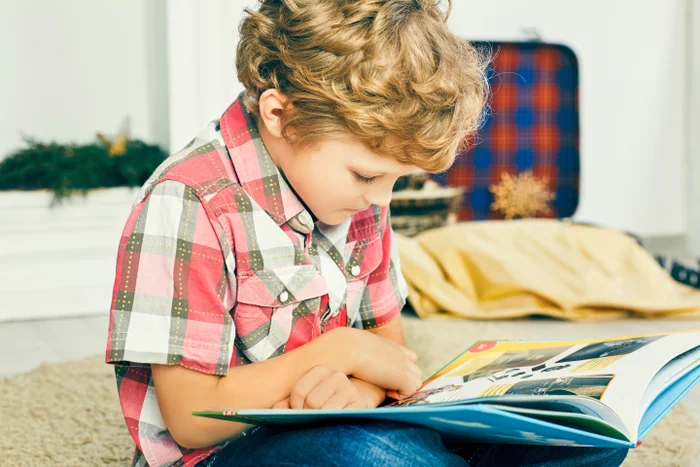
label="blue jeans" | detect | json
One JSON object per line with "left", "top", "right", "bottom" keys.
{"left": 199, "top": 421, "right": 628, "bottom": 467}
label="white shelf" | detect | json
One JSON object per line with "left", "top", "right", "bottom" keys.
{"left": 0, "top": 187, "right": 138, "bottom": 322}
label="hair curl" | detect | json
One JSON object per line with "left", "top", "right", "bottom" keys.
{"left": 236, "top": 0, "right": 489, "bottom": 173}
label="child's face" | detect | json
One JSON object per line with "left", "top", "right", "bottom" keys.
{"left": 256, "top": 89, "right": 418, "bottom": 225}
{"left": 276, "top": 136, "right": 418, "bottom": 226}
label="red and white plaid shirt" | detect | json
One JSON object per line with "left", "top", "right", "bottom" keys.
{"left": 105, "top": 94, "right": 408, "bottom": 466}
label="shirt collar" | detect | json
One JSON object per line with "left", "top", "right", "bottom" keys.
{"left": 219, "top": 93, "right": 310, "bottom": 230}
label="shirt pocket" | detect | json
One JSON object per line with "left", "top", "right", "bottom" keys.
{"left": 234, "top": 264, "right": 328, "bottom": 362}
{"left": 344, "top": 235, "right": 383, "bottom": 328}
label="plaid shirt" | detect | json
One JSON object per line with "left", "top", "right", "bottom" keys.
{"left": 105, "top": 94, "right": 408, "bottom": 467}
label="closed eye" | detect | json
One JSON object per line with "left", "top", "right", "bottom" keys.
{"left": 353, "top": 172, "right": 377, "bottom": 184}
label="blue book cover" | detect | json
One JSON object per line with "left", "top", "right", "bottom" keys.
{"left": 194, "top": 330, "right": 700, "bottom": 447}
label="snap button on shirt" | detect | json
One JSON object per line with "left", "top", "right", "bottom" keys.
{"left": 297, "top": 211, "right": 312, "bottom": 226}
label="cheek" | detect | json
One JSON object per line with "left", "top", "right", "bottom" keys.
{"left": 298, "top": 156, "right": 363, "bottom": 207}
{"left": 318, "top": 166, "right": 357, "bottom": 197}
{"left": 300, "top": 172, "right": 347, "bottom": 207}
{"left": 322, "top": 178, "right": 356, "bottom": 203}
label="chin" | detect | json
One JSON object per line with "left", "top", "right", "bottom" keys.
{"left": 317, "top": 211, "right": 352, "bottom": 226}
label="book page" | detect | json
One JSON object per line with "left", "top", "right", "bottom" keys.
{"left": 386, "top": 330, "right": 700, "bottom": 439}
{"left": 635, "top": 344, "right": 700, "bottom": 421}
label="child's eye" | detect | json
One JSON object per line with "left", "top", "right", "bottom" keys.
{"left": 353, "top": 172, "right": 376, "bottom": 184}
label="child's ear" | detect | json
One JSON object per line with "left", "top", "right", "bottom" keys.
{"left": 258, "top": 89, "right": 288, "bottom": 139}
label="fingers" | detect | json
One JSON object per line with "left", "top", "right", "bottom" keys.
{"left": 408, "top": 359, "right": 423, "bottom": 381}
{"left": 344, "top": 397, "right": 368, "bottom": 409}
{"left": 395, "top": 360, "right": 423, "bottom": 400}
{"left": 320, "top": 390, "right": 352, "bottom": 410}
{"left": 393, "top": 343, "right": 422, "bottom": 396}
{"left": 387, "top": 386, "right": 420, "bottom": 401}
{"left": 290, "top": 367, "right": 367, "bottom": 410}
{"left": 404, "top": 355, "right": 423, "bottom": 391}
{"left": 289, "top": 365, "right": 334, "bottom": 409}
{"left": 290, "top": 366, "right": 355, "bottom": 410}
{"left": 301, "top": 371, "right": 348, "bottom": 409}
{"left": 385, "top": 367, "right": 422, "bottom": 401}
{"left": 396, "top": 388, "right": 420, "bottom": 400}
{"left": 402, "top": 346, "right": 419, "bottom": 363}
{"left": 272, "top": 398, "right": 291, "bottom": 409}
{"left": 397, "top": 382, "right": 421, "bottom": 400}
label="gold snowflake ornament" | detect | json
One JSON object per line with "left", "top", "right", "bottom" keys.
{"left": 490, "top": 171, "right": 555, "bottom": 219}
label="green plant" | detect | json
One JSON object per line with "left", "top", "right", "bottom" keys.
{"left": 0, "top": 136, "right": 167, "bottom": 204}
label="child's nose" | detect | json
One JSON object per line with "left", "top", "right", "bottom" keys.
{"left": 364, "top": 187, "right": 393, "bottom": 207}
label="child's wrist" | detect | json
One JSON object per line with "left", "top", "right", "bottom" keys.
{"left": 318, "top": 327, "right": 361, "bottom": 375}
{"left": 319, "top": 327, "right": 363, "bottom": 375}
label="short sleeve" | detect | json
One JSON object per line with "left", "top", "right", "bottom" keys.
{"left": 106, "top": 180, "right": 236, "bottom": 376}
{"left": 358, "top": 207, "right": 409, "bottom": 329}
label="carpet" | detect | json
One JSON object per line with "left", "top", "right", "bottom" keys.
{"left": 1, "top": 316, "right": 698, "bottom": 466}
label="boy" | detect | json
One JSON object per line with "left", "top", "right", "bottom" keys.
{"left": 106, "top": 1, "right": 628, "bottom": 466}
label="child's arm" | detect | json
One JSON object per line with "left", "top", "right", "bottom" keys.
{"left": 350, "top": 206, "right": 414, "bottom": 402}
{"left": 362, "top": 315, "right": 411, "bottom": 402}
{"left": 152, "top": 325, "right": 421, "bottom": 449}
{"left": 368, "top": 314, "right": 406, "bottom": 345}
{"left": 152, "top": 327, "right": 352, "bottom": 449}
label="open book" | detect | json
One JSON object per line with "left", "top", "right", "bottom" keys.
{"left": 193, "top": 329, "right": 700, "bottom": 447}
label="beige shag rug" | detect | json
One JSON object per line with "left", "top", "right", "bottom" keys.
{"left": 1, "top": 316, "right": 698, "bottom": 466}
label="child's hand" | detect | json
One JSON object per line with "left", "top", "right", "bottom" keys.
{"left": 386, "top": 389, "right": 411, "bottom": 401}
{"left": 272, "top": 365, "right": 368, "bottom": 410}
{"left": 345, "top": 329, "right": 423, "bottom": 400}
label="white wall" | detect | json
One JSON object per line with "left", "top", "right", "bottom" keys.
{"left": 166, "top": 0, "right": 257, "bottom": 153}
{"left": 1, "top": 0, "right": 695, "bottom": 239}
{"left": 690, "top": 0, "right": 700, "bottom": 256}
{"left": 165, "top": 1, "right": 692, "bottom": 238}
{"left": 449, "top": 0, "right": 689, "bottom": 238}
{"left": 0, "top": 1, "right": 697, "bottom": 322}
{"left": 0, "top": 0, "right": 169, "bottom": 160}
{"left": 0, "top": 0, "right": 168, "bottom": 322}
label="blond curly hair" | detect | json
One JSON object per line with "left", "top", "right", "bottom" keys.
{"left": 236, "top": 0, "right": 489, "bottom": 173}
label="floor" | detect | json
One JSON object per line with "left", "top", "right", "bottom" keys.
{"left": 1, "top": 237, "right": 699, "bottom": 465}
{"left": 3, "top": 313, "right": 700, "bottom": 467}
